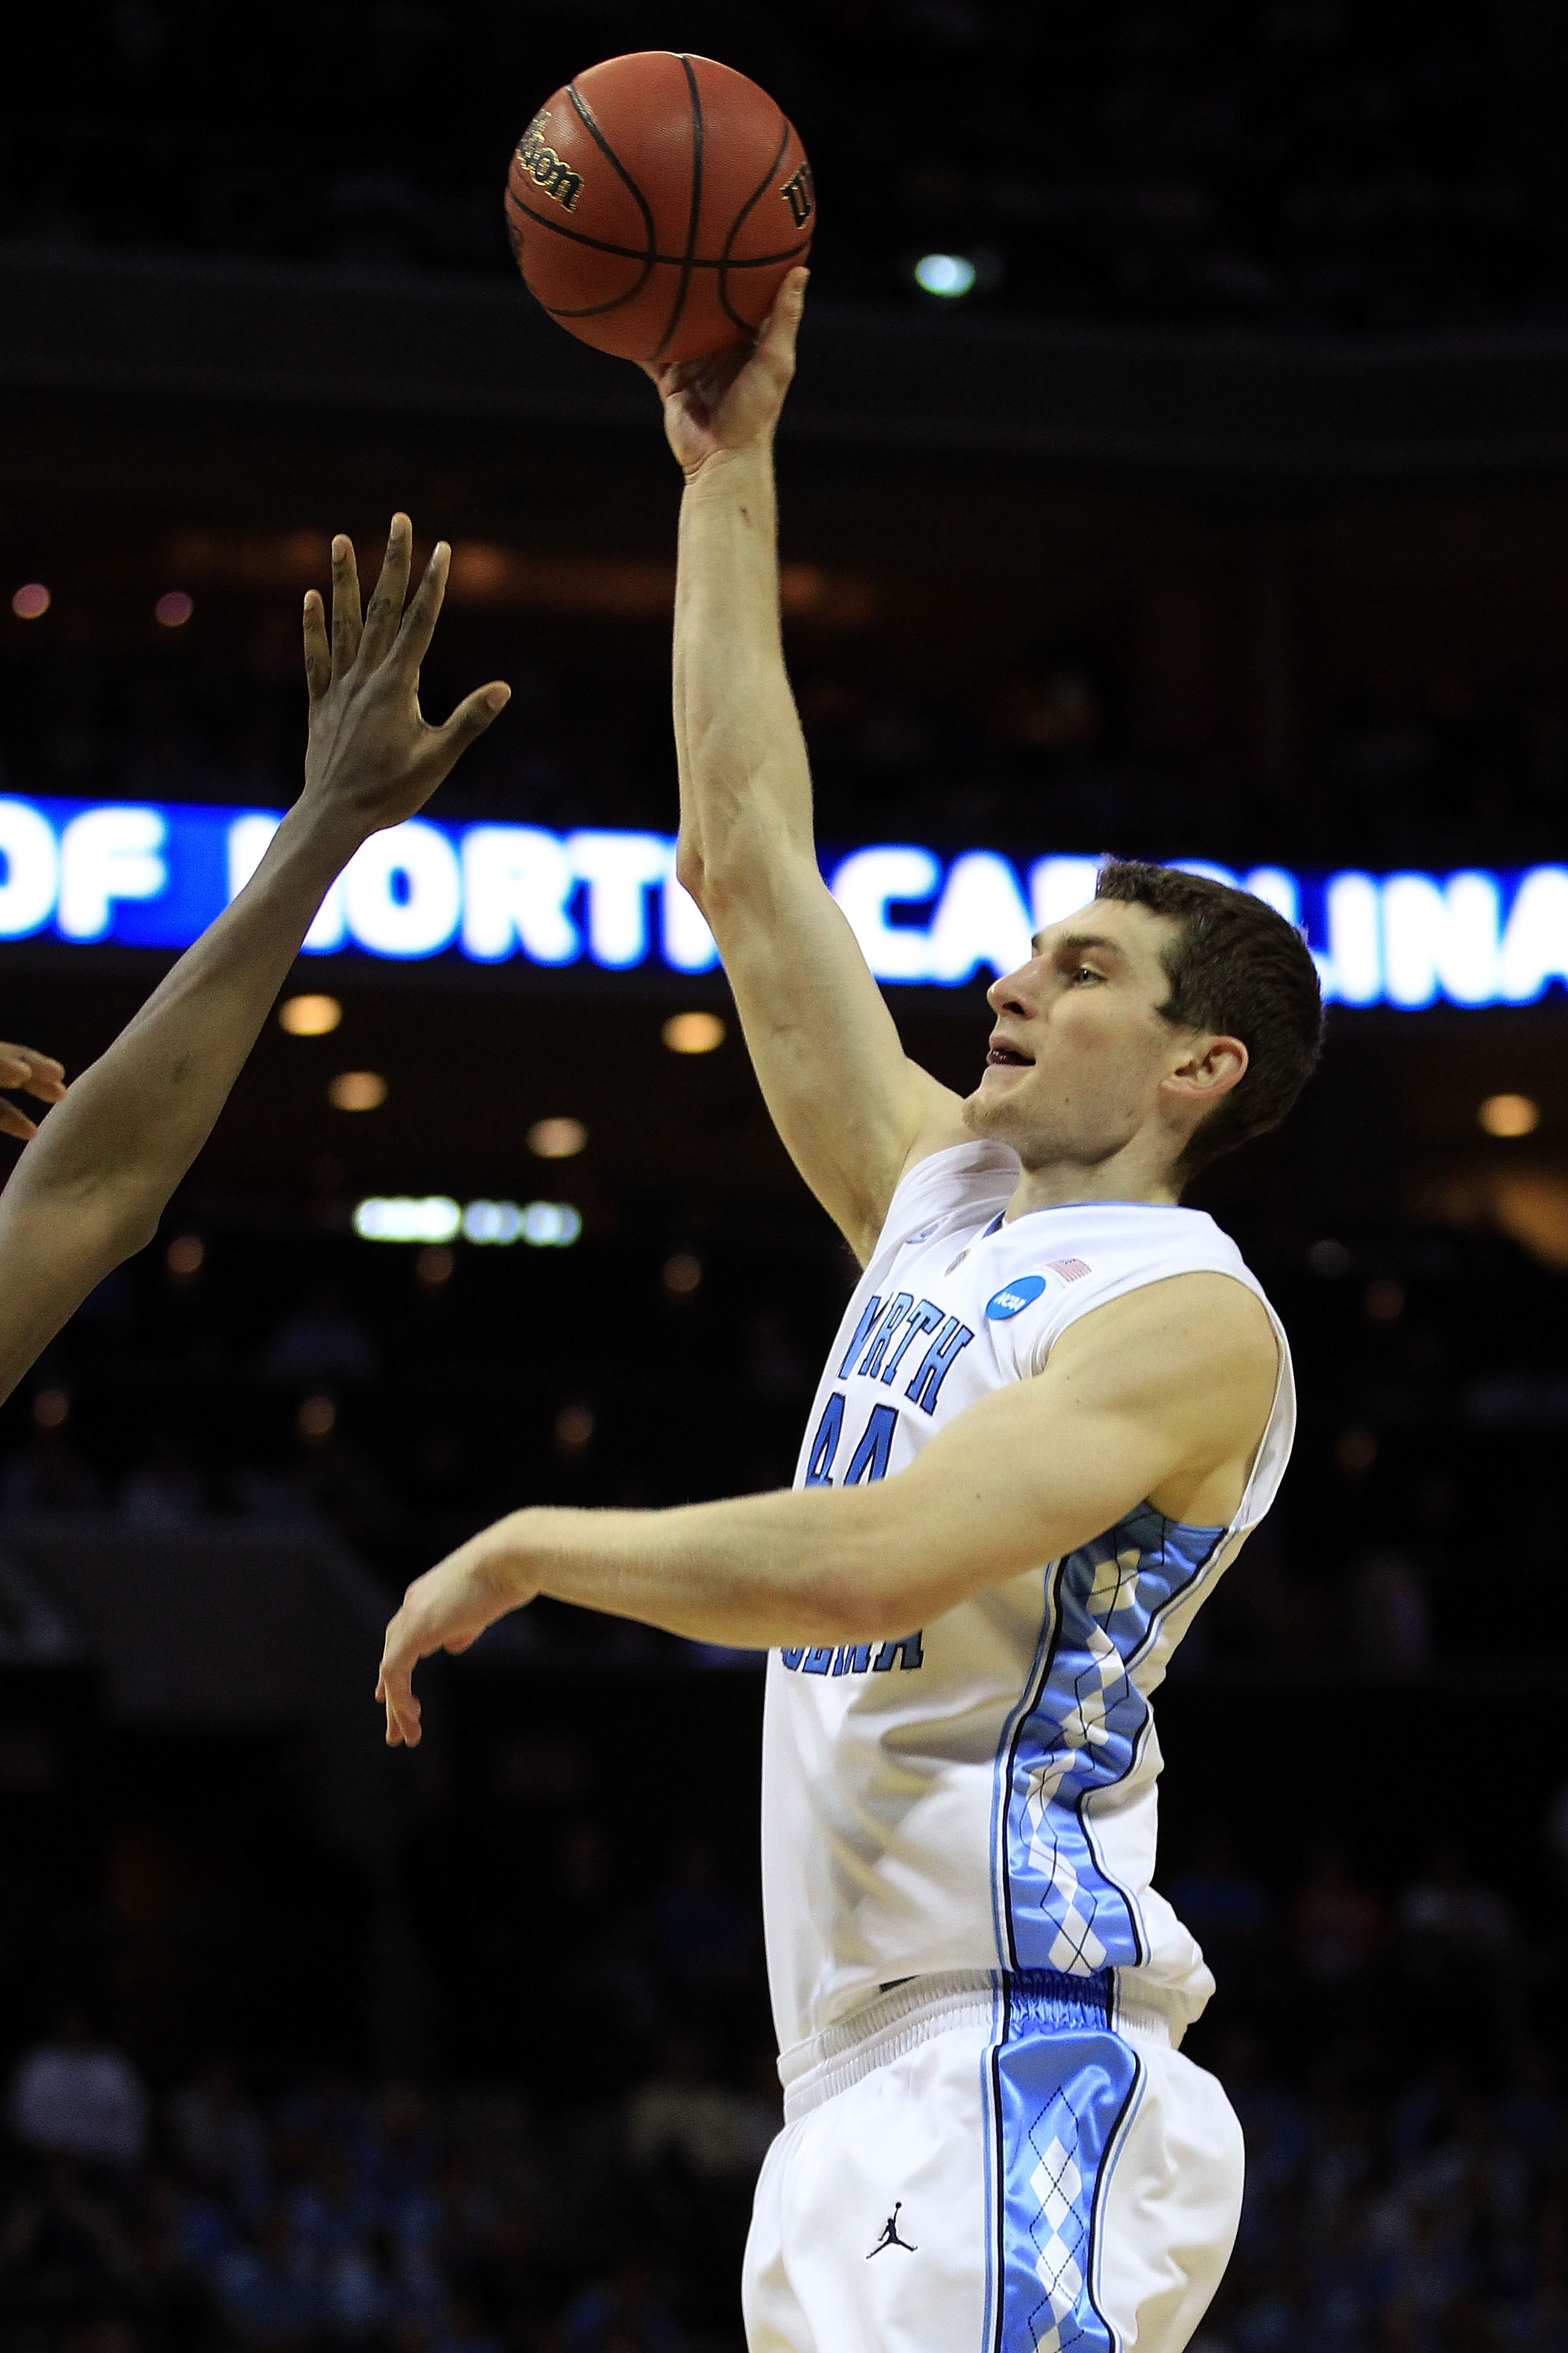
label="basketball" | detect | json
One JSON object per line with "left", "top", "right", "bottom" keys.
{"left": 505, "top": 52, "right": 814, "bottom": 366}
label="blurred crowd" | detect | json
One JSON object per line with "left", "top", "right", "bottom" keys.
{"left": 0, "top": 1798, "right": 784, "bottom": 2353}
{"left": 6, "top": 1, "right": 1568, "bottom": 335}
{"left": 8, "top": 1820, "right": 1568, "bottom": 2352}
{"left": 1184, "top": 1833, "right": 1568, "bottom": 2353}
{"left": 1, "top": 2033, "right": 771, "bottom": 2351}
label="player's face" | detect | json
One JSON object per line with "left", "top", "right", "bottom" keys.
{"left": 962, "top": 899, "right": 1210, "bottom": 1173}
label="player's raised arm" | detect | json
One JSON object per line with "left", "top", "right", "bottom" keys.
{"left": 646, "top": 270, "right": 967, "bottom": 1264}
{"left": 0, "top": 518, "right": 509, "bottom": 1407}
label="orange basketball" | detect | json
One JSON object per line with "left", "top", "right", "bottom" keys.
{"left": 505, "top": 52, "right": 814, "bottom": 366}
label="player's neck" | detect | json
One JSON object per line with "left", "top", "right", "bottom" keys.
{"left": 1002, "top": 1155, "right": 1182, "bottom": 1221}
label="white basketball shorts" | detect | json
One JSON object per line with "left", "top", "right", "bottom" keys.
{"left": 743, "top": 1970, "right": 1243, "bottom": 2353}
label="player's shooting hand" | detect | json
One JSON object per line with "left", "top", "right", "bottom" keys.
{"left": 644, "top": 266, "right": 808, "bottom": 480}
{"left": 298, "top": 515, "right": 510, "bottom": 847}
{"left": 376, "top": 1519, "right": 537, "bottom": 1748}
{"left": 0, "top": 1042, "right": 67, "bottom": 1143}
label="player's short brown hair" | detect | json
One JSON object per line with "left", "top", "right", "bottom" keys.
{"left": 1094, "top": 860, "right": 1325, "bottom": 1176}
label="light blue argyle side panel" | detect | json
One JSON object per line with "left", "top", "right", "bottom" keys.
{"left": 1003, "top": 1505, "right": 1223, "bottom": 1974}
{"left": 991, "top": 1972, "right": 1139, "bottom": 2353}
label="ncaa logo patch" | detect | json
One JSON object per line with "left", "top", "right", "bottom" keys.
{"left": 985, "top": 1275, "right": 1047, "bottom": 1320}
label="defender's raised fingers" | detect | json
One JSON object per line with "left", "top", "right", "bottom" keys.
{"left": 392, "top": 540, "right": 451, "bottom": 676}
{"left": 0, "top": 1101, "right": 38, "bottom": 1143}
{"left": 359, "top": 512, "right": 414, "bottom": 668}
{"left": 303, "top": 588, "right": 331, "bottom": 700}
{"left": 428, "top": 681, "right": 512, "bottom": 771}
{"left": 330, "top": 535, "right": 363, "bottom": 673}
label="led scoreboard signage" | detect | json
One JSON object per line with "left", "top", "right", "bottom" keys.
{"left": 2, "top": 794, "right": 1567, "bottom": 1010}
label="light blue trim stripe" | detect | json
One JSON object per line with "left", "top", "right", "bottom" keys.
{"left": 991, "top": 1973, "right": 1139, "bottom": 2353}
{"left": 1088, "top": 2044, "right": 1147, "bottom": 2353}
{"left": 1003, "top": 1508, "right": 1225, "bottom": 1977}
{"left": 989, "top": 1566, "right": 1058, "bottom": 1968}
{"left": 980, "top": 1977, "right": 1005, "bottom": 2353}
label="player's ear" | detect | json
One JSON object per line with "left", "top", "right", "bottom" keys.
{"left": 1165, "top": 1033, "right": 1248, "bottom": 1104}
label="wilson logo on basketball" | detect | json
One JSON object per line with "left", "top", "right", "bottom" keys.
{"left": 515, "top": 112, "right": 584, "bottom": 214}
{"left": 780, "top": 162, "right": 815, "bottom": 229}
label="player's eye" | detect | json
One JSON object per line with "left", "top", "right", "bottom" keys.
{"left": 1071, "top": 963, "right": 1102, "bottom": 985}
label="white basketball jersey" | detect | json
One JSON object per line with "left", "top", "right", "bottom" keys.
{"left": 760, "top": 1140, "right": 1295, "bottom": 2063}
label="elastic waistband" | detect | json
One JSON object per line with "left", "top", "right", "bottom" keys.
{"left": 778, "top": 1969, "right": 1171, "bottom": 2122}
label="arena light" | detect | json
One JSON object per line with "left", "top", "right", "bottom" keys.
{"left": 354, "top": 1196, "right": 462, "bottom": 1243}
{"left": 3, "top": 795, "right": 1567, "bottom": 1012}
{"left": 662, "top": 1011, "right": 726, "bottom": 1053}
{"left": 528, "top": 1116, "right": 587, "bottom": 1159}
{"left": 279, "top": 992, "right": 343, "bottom": 1036}
{"left": 354, "top": 1196, "right": 580, "bottom": 1247}
{"left": 462, "top": 1198, "right": 523, "bottom": 1244}
{"left": 328, "top": 1069, "right": 387, "bottom": 1111}
{"left": 914, "top": 253, "right": 977, "bottom": 297}
{"left": 520, "top": 1200, "right": 582, "bottom": 1247}
{"left": 10, "top": 584, "right": 50, "bottom": 620}
{"left": 1479, "top": 1092, "right": 1540, "bottom": 1138}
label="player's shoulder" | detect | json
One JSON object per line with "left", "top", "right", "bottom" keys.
{"left": 1067, "top": 1262, "right": 1276, "bottom": 1361}
{"left": 977, "top": 1198, "right": 1279, "bottom": 1382}
{"left": 977, "top": 1198, "right": 1254, "bottom": 1306}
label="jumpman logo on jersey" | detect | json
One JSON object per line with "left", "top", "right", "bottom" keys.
{"left": 866, "top": 2201, "right": 917, "bottom": 2257}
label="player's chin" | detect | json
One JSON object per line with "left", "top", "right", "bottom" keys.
{"left": 962, "top": 1080, "right": 1022, "bottom": 1137}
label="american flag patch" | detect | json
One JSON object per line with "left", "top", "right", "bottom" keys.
{"left": 1047, "top": 1257, "right": 1091, "bottom": 1282}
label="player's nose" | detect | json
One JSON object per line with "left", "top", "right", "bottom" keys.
{"left": 986, "top": 963, "right": 1035, "bottom": 1017}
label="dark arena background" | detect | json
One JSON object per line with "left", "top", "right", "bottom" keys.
{"left": 5, "top": 6, "right": 1568, "bottom": 2350}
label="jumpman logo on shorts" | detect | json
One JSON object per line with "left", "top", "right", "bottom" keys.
{"left": 866, "top": 2200, "right": 917, "bottom": 2257}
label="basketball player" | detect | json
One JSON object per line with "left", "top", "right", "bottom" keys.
{"left": 377, "top": 278, "right": 1323, "bottom": 2353}
{"left": 0, "top": 519, "right": 508, "bottom": 1407}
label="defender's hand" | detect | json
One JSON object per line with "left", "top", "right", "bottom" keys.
{"left": 376, "top": 1521, "right": 536, "bottom": 1748}
{"left": 644, "top": 268, "right": 808, "bottom": 480}
{"left": 300, "top": 515, "right": 510, "bottom": 843}
{"left": 0, "top": 1044, "right": 67, "bottom": 1143}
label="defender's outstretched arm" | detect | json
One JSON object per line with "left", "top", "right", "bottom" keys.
{"left": 0, "top": 520, "right": 509, "bottom": 1407}
{"left": 649, "top": 271, "right": 967, "bottom": 1265}
{"left": 376, "top": 1273, "right": 1280, "bottom": 1743}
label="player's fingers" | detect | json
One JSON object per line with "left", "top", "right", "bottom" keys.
{"left": 303, "top": 589, "right": 331, "bottom": 700}
{"left": 375, "top": 1650, "right": 409, "bottom": 1736}
{"left": 0, "top": 1101, "right": 38, "bottom": 1142}
{"left": 330, "top": 535, "right": 362, "bottom": 673}
{"left": 392, "top": 540, "right": 450, "bottom": 676}
{"left": 359, "top": 513, "right": 413, "bottom": 669}
{"left": 758, "top": 266, "right": 808, "bottom": 380}
{"left": 660, "top": 355, "right": 709, "bottom": 397}
{"left": 384, "top": 1674, "right": 421, "bottom": 1746}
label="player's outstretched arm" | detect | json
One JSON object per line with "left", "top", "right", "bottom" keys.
{"left": 0, "top": 518, "right": 509, "bottom": 1407}
{"left": 647, "top": 270, "right": 967, "bottom": 1265}
{"left": 376, "top": 1275, "right": 1278, "bottom": 1744}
